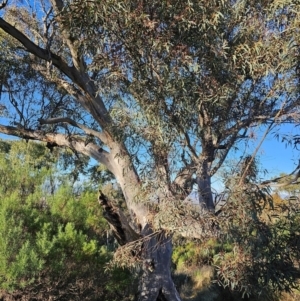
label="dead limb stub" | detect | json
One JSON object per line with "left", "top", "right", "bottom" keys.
{"left": 98, "top": 190, "right": 140, "bottom": 245}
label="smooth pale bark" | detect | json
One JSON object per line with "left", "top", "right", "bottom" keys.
{"left": 0, "top": 125, "right": 115, "bottom": 171}
{"left": 0, "top": 124, "right": 148, "bottom": 226}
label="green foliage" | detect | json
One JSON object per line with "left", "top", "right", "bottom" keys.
{"left": 1, "top": 0, "right": 300, "bottom": 300}
{"left": 173, "top": 239, "right": 232, "bottom": 271}
{"left": 49, "top": 185, "right": 107, "bottom": 236}
{"left": 1, "top": 0, "right": 299, "bottom": 190}
{"left": 172, "top": 184, "right": 300, "bottom": 299}
{"left": 213, "top": 185, "right": 300, "bottom": 299}
{"left": 0, "top": 140, "right": 135, "bottom": 300}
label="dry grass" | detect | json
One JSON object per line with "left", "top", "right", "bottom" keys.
{"left": 279, "top": 289, "right": 300, "bottom": 301}
{"left": 174, "top": 263, "right": 300, "bottom": 301}
{"left": 174, "top": 264, "right": 220, "bottom": 301}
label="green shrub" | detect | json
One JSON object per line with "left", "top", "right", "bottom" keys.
{"left": 0, "top": 140, "right": 136, "bottom": 300}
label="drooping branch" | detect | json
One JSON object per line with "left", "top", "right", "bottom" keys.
{"left": 239, "top": 102, "right": 288, "bottom": 186}
{"left": 0, "top": 124, "right": 115, "bottom": 173}
{"left": 260, "top": 164, "right": 300, "bottom": 188}
{"left": 39, "top": 117, "right": 109, "bottom": 145}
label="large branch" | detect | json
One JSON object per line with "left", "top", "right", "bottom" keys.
{"left": 99, "top": 188, "right": 218, "bottom": 241}
{"left": 260, "top": 164, "right": 300, "bottom": 188}
{"left": 0, "top": 18, "right": 79, "bottom": 86}
{"left": 39, "top": 117, "right": 109, "bottom": 145}
{"left": 0, "top": 124, "right": 116, "bottom": 173}
{"left": 0, "top": 123, "right": 149, "bottom": 227}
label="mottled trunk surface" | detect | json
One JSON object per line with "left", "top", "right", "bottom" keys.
{"left": 197, "top": 157, "right": 215, "bottom": 212}
{"left": 138, "top": 228, "right": 181, "bottom": 301}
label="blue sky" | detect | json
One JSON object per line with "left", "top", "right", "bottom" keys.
{"left": 210, "top": 123, "right": 299, "bottom": 191}
{"left": 247, "top": 124, "right": 299, "bottom": 177}
{"left": 259, "top": 124, "right": 299, "bottom": 175}
{"left": 0, "top": 113, "right": 298, "bottom": 198}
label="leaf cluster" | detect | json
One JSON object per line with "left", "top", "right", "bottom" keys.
{"left": 1, "top": 0, "right": 299, "bottom": 189}
{"left": 214, "top": 184, "right": 300, "bottom": 298}
{"left": 53, "top": 0, "right": 300, "bottom": 182}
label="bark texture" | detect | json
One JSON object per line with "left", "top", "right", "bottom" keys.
{"left": 197, "top": 156, "right": 215, "bottom": 212}
{"left": 1, "top": 1, "right": 299, "bottom": 300}
{"left": 98, "top": 192, "right": 182, "bottom": 301}
{"left": 138, "top": 227, "right": 181, "bottom": 301}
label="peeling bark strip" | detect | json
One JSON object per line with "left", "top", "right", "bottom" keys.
{"left": 98, "top": 190, "right": 140, "bottom": 245}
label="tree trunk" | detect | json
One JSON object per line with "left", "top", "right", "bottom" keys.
{"left": 197, "top": 156, "right": 215, "bottom": 212}
{"left": 138, "top": 227, "right": 181, "bottom": 301}
{"left": 99, "top": 192, "right": 181, "bottom": 300}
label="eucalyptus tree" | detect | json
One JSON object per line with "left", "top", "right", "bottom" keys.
{"left": 0, "top": 0, "right": 300, "bottom": 300}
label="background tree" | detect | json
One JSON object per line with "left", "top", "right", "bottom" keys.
{"left": 273, "top": 172, "right": 300, "bottom": 197}
{"left": 0, "top": 1, "right": 300, "bottom": 300}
